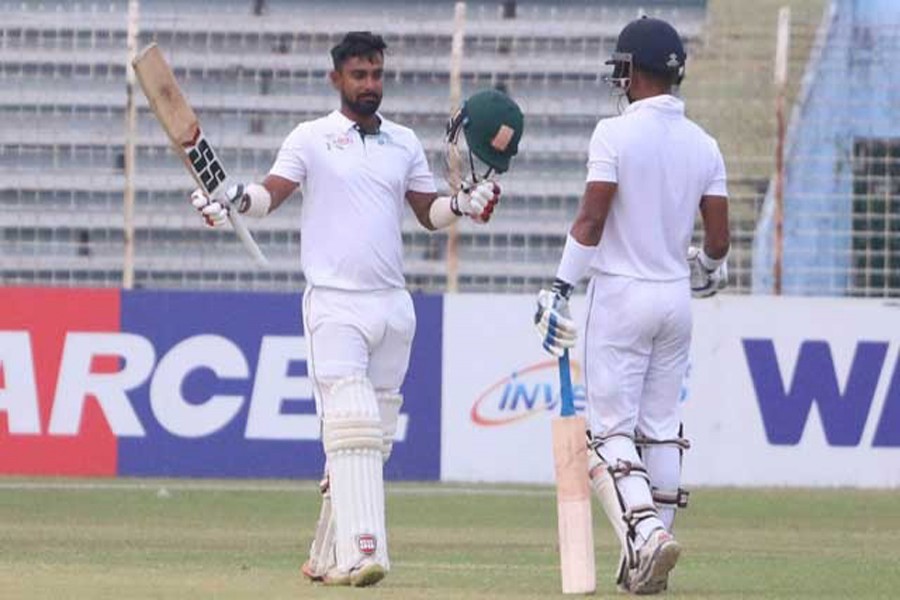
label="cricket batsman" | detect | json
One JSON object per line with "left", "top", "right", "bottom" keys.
{"left": 534, "top": 16, "right": 731, "bottom": 594}
{"left": 189, "top": 32, "right": 524, "bottom": 587}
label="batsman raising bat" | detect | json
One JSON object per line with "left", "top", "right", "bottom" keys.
{"left": 189, "top": 32, "right": 523, "bottom": 587}
{"left": 534, "top": 17, "right": 730, "bottom": 595}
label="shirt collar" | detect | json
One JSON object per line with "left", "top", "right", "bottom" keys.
{"left": 624, "top": 94, "right": 684, "bottom": 116}
{"left": 328, "top": 109, "right": 385, "bottom": 133}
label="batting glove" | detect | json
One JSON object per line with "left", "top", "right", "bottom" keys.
{"left": 688, "top": 246, "right": 728, "bottom": 298}
{"left": 453, "top": 180, "right": 501, "bottom": 223}
{"left": 190, "top": 188, "right": 229, "bottom": 229}
{"left": 534, "top": 278, "right": 578, "bottom": 357}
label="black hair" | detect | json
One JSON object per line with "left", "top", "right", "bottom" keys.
{"left": 331, "top": 31, "right": 387, "bottom": 71}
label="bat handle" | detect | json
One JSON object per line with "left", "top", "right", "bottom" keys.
{"left": 227, "top": 210, "right": 270, "bottom": 268}
{"left": 558, "top": 350, "right": 576, "bottom": 417}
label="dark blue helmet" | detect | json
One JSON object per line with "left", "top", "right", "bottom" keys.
{"left": 606, "top": 16, "right": 686, "bottom": 88}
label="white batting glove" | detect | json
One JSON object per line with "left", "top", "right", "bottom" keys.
{"left": 190, "top": 188, "right": 229, "bottom": 229}
{"left": 534, "top": 279, "right": 578, "bottom": 357}
{"left": 688, "top": 246, "right": 728, "bottom": 298}
{"left": 454, "top": 180, "right": 501, "bottom": 223}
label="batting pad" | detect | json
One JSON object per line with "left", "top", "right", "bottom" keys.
{"left": 591, "top": 435, "right": 665, "bottom": 549}
{"left": 322, "top": 376, "right": 389, "bottom": 572}
{"left": 304, "top": 484, "right": 336, "bottom": 579}
{"left": 376, "top": 392, "right": 403, "bottom": 462}
{"left": 641, "top": 443, "right": 684, "bottom": 531}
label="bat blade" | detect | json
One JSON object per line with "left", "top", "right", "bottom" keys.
{"left": 132, "top": 43, "right": 269, "bottom": 267}
{"left": 553, "top": 351, "right": 596, "bottom": 594}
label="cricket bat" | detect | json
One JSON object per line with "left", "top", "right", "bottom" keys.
{"left": 131, "top": 43, "right": 269, "bottom": 267}
{"left": 552, "top": 350, "right": 596, "bottom": 594}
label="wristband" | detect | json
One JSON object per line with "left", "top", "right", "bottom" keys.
{"left": 699, "top": 248, "right": 726, "bottom": 271}
{"left": 428, "top": 195, "right": 460, "bottom": 230}
{"left": 234, "top": 183, "right": 272, "bottom": 218}
{"left": 556, "top": 234, "right": 596, "bottom": 287}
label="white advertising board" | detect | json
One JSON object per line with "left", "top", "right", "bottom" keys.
{"left": 441, "top": 294, "right": 587, "bottom": 484}
{"left": 442, "top": 294, "right": 900, "bottom": 488}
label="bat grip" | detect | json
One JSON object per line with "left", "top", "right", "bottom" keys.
{"left": 227, "top": 210, "right": 270, "bottom": 268}
{"left": 558, "top": 350, "right": 576, "bottom": 417}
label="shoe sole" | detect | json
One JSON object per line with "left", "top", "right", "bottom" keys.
{"left": 351, "top": 562, "right": 386, "bottom": 587}
{"left": 634, "top": 540, "right": 681, "bottom": 595}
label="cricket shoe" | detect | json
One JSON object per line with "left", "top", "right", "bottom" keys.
{"left": 349, "top": 558, "right": 386, "bottom": 587}
{"left": 300, "top": 559, "right": 325, "bottom": 583}
{"left": 626, "top": 529, "right": 681, "bottom": 595}
{"left": 320, "top": 566, "right": 351, "bottom": 587}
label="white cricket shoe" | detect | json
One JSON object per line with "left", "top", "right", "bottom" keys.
{"left": 319, "top": 558, "right": 386, "bottom": 587}
{"left": 350, "top": 558, "right": 386, "bottom": 587}
{"left": 625, "top": 528, "right": 681, "bottom": 595}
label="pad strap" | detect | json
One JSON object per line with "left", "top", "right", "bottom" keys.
{"left": 651, "top": 487, "right": 690, "bottom": 509}
{"left": 624, "top": 504, "right": 659, "bottom": 531}
{"left": 634, "top": 433, "right": 691, "bottom": 451}
{"left": 608, "top": 459, "right": 651, "bottom": 484}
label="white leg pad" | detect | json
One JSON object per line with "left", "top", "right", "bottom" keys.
{"left": 591, "top": 435, "right": 665, "bottom": 547}
{"left": 322, "top": 376, "right": 389, "bottom": 572}
{"left": 304, "top": 475, "right": 336, "bottom": 579}
{"left": 642, "top": 444, "right": 686, "bottom": 531}
{"left": 589, "top": 454, "right": 629, "bottom": 546}
{"left": 588, "top": 450, "right": 632, "bottom": 583}
{"left": 376, "top": 392, "right": 403, "bottom": 463}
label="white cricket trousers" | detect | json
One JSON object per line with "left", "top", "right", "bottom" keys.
{"left": 583, "top": 274, "right": 692, "bottom": 441}
{"left": 302, "top": 286, "right": 416, "bottom": 412}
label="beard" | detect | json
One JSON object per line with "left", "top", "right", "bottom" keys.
{"left": 344, "top": 91, "right": 381, "bottom": 116}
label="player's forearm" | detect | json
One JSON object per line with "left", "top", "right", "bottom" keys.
{"left": 261, "top": 175, "right": 299, "bottom": 213}
{"left": 413, "top": 182, "right": 500, "bottom": 230}
{"left": 570, "top": 217, "right": 602, "bottom": 247}
{"left": 229, "top": 176, "right": 298, "bottom": 218}
{"left": 703, "top": 232, "right": 730, "bottom": 261}
{"left": 699, "top": 195, "right": 729, "bottom": 260}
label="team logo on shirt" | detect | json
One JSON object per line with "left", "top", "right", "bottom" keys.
{"left": 325, "top": 133, "right": 353, "bottom": 151}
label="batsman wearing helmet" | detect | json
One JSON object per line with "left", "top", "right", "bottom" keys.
{"left": 534, "top": 16, "right": 730, "bottom": 594}
{"left": 189, "top": 32, "right": 523, "bottom": 587}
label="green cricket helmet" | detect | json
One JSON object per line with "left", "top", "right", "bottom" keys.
{"left": 447, "top": 89, "right": 524, "bottom": 178}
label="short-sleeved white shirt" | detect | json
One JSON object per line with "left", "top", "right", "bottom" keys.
{"left": 269, "top": 110, "right": 437, "bottom": 290}
{"left": 586, "top": 95, "right": 728, "bottom": 281}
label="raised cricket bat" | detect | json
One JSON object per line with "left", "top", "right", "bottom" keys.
{"left": 552, "top": 350, "right": 596, "bottom": 594}
{"left": 132, "top": 43, "right": 269, "bottom": 267}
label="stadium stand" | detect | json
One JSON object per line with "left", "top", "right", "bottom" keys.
{"left": 0, "top": 0, "right": 707, "bottom": 292}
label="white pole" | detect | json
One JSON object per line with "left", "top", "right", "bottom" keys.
{"left": 773, "top": 6, "right": 790, "bottom": 295}
{"left": 123, "top": 0, "right": 139, "bottom": 289}
{"left": 446, "top": 1, "right": 466, "bottom": 293}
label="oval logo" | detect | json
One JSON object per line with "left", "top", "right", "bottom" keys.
{"left": 470, "top": 360, "right": 585, "bottom": 427}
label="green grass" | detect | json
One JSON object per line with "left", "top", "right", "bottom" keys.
{"left": 1, "top": 480, "right": 899, "bottom": 599}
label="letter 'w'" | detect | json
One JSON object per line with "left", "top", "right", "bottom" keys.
{"left": 742, "top": 340, "right": 889, "bottom": 446}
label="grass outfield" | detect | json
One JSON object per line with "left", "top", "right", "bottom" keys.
{"left": 1, "top": 480, "right": 898, "bottom": 599}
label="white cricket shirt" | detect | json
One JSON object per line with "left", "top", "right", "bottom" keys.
{"left": 269, "top": 110, "right": 437, "bottom": 290}
{"left": 586, "top": 95, "right": 728, "bottom": 281}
